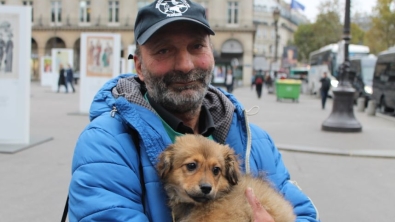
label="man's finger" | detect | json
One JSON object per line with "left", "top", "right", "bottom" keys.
{"left": 245, "top": 187, "right": 263, "bottom": 210}
{"left": 245, "top": 187, "right": 275, "bottom": 222}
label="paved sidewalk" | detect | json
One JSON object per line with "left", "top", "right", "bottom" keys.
{"left": 0, "top": 82, "right": 394, "bottom": 222}
{"left": 232, "top": 86, "right": 395, "bottom": 158}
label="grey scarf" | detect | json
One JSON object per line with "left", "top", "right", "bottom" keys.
{"left": 111, "top": 76, "right": 235, "bottom": 144}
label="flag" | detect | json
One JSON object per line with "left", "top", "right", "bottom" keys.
{"left": 290, "top": 0, "right": 305, "bottom": 11}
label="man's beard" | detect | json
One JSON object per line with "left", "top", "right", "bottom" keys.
{"left": 142, "top": 66, "right": 213, "bottom": 114}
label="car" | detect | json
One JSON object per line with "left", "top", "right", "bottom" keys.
{"left": 372, "top": 47, "right": 395, "bottom": 113}
{"left": 349, "top": 54, "right": 377, "bottom": 106}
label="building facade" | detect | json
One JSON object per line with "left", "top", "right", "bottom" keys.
{"left": 0, "top": 0, "right": 307, "bottom": 85}
{"left": 253, "top": 0, "right": 308, "bottom": 74}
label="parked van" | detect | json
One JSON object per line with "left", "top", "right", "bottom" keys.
{"left": 349, "top": 54, "right": 377, "bottom": 105}
{"left": 372, "top": 47, "right": 395, "bottom": 113}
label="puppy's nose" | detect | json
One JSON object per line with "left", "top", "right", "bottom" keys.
{"left": 200, "top": 183, "right": 212, "bottom": 194}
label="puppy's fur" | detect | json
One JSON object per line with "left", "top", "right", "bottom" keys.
{"left": 157, "top": 134, "right": 296, "bottom": 222}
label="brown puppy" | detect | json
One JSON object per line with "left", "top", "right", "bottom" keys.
{"left": 157, "top": 134, "right": 296, "bottom": 222}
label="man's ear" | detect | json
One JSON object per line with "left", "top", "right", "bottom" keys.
{"left": 134, "top": 54, "right": 144, "bottom": 81}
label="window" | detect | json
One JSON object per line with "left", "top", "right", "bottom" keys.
{"left": 23, "top": 1, "right": 33, "bottom": 21}
{"left": 137, "top": 0, "right": 150, "bottom": 9}
{"left": 227, "top": 1, "right": 238, "bottom": 24}
{"left": 109, "top": 1, "right": 119, "bottom": 23}
{"left": 373, "top": 63, "right": 388, "bottom": 81}
{"left": 51, "top": 1, "right": 62, "bottom": 23}
{"left": 389, "top": 62, "right": 395, "bottom": 82}
{"left": 80, "top": 1, "right": 91, "bottom": 23}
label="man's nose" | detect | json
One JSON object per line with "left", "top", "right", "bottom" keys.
{"left": 174, "top": 49, "right": 194, "bottom": 73}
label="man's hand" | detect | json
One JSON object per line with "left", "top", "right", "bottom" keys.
{"left": 245, "top": 187, "right": 275, "bottom": 222}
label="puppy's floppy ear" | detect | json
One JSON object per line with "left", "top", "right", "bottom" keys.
{"left": 156, "top": 145, "right": 174, "bottom": 180}
{"left": 224, "top": 147, "right": 241, "bottom": 186}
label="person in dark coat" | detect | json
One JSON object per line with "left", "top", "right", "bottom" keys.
{"left": 254, "top": 70, "right": 265, "bottom": 98}
{"left": 57, "top": 64, "right": 68, "bottom": 93}
{"left": 66, "top": 64, "right": 75, "bottom": 93}
{"left": 319, "top": 72, "right": 331, "bottom": 109}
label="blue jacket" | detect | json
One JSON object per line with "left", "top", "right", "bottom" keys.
{"left": 68, "top": 74, "right": 320, "bottom": 222}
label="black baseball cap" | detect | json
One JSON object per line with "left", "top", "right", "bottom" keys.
{"left": 134, "top": 0, "right": 215, "bottom": 45}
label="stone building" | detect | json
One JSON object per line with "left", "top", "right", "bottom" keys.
{"left": 0, "top": 0, "right": 307, "bottom": 86}
{"left": 253, "top": 0, "right": 308, "bottom": 74}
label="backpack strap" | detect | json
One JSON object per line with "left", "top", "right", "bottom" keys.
{"left": 61, "top": 196, "right": 69, "bottom": 222}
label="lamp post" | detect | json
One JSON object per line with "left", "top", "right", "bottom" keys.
{"left": 273, "top": 8, "right": 280, "bottom": 63}
{"left": 322, "top": 0, "right": 362, "bottom": 132}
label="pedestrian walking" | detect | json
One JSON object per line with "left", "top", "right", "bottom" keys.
{"left": 225, "top": 68, "right": 234, "bottom": 93}
{"left": 57, "top": 64, "right": 68, "bottom": 93}
{"left": 66, "top": 1, "right": 320, "bottom": 221}
{"left": 66, "top": 64, "right": 75, "bottom": 93}
{"left": 254, "top": 70, "right": 265, "bottom": 98}
{"left": 320, "top": 72, "right": 331, "bottom": 109}
{"left": 265, "top": 72, "right": 274, "bottom": 94}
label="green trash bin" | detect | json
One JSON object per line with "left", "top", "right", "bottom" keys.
{"left": 275, "top": 79, "right": 301, "bottom": 102}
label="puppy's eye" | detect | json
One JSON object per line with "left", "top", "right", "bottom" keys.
{"left": 212, "top": 167, "right": 220, "bottom": 176}
{"left": 186, "top": 163, "right": 197, "bottom": 171}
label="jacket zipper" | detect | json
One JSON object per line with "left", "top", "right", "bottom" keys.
{"left": 110, "top": 106, "right": 118, "bottom": 117}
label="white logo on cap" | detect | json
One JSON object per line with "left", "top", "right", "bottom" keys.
{"left": 156, "top": 0, "right": 190, "bottom": 17}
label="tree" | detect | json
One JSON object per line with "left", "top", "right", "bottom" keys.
{"left": 293, "top": 0, "right": 342, "bottom": 62}
{"left": 293, "top": 24, "right": 316, "bottom": 62}
{"left": 365, "top": 0, "right": 395, "bottom": 54}
{"left": 313, "top": 0, "right": 343, "bottom": 47}
{"left": 350, "top": 23, "right": 365, "bottom": 45}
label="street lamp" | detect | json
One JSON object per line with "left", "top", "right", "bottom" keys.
{"left": 322, "top": 0, "right": 362, "bottom": 132}
{"left": 273, "top": 8, "right": 280, "bottom": 63}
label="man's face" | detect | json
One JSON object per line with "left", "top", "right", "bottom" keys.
{"left": 135, "top": 22, "right": 214, "bottom": 113}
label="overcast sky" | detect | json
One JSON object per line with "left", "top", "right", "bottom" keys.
{"left": 285, "top": 0, "right": 377, "bottom": 22}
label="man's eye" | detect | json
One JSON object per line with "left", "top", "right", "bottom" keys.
{"left": 194, "top": 44, "right": 203, "bottom": 49}
{"left": 157, "top": 49, "right": 169, "bottom": 54}
{"left": 186, "top": 163, "right": 197, "bottom": 171}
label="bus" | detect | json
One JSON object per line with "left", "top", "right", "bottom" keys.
{"left": 349, "top": 54, "right": 377, "bottom": 105}
{"left": 289, "top": 67, "right": 309, "bottom": 80}
{"left": 308, "top": 41, "right": 370, "bottom": 96}
{"left": 372, "top": 47, "right": 395, "bottom": 113}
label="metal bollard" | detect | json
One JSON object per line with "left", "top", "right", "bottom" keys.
{"left": 357, "top": 97, "right": 365, "bottom": 112}
{"left": 366, "top": 100, "right": 376, "bottom": 116}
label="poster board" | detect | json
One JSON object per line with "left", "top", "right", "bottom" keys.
{"left": 79, "top": 33, "right": 121, "bottom": 113}
{"left": 51, "top": 48, "right": 73, "bottom": 92}
{"left": 0, "top": 6, "right": 31, "bottom": 144}
{"left": 40, "top": 56, "right": 52, "bottom": 86}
